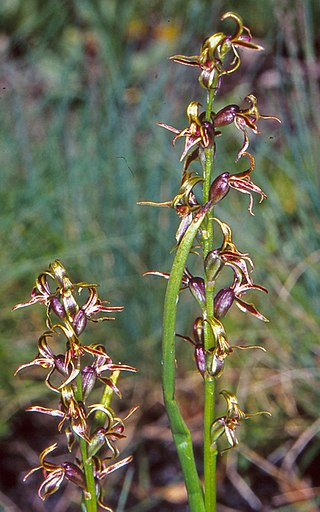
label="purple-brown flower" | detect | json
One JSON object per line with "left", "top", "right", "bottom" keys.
{"left": 143, "top": 267, "right": 206, "bottom": 309}
{"left": 214, "top": 95, "right": 281, "bottom": 159}
{"left": 27, "top": 385, "right": 90, "bottom": 442}
{"left": 210, "top": 391, "right": 270, "bottom": 453}
{"left": 23, "top": 443, "right": 85, "bottom": 500}
{"left": 159, "top": 101, "right": 215, "bottom": 167}
{"left": 14, "top": 331, "right": 78, "bottom": 391}
{"left": 82, "top": 344, "right": 137, "bottom": 399}
{"left": 209, "top": 152, "right": 267, "bottom": 214}
{"left": 214, "top": 276, "right": 268, "bottom": 322}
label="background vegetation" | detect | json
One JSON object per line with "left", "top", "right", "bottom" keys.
{"left": 0, "top": 0, "right": 319, "bottom": 510}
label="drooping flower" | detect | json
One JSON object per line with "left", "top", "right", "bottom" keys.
{"left": 143, "top": 267, "right": 206, "bottom": 309}
{"left": 87, "top": 404, "right": 138, "bottom": 460}
{"left": 170, "top": 12, "right": 264, "bottom": 89}
{"left": 27, "top": 385, "right": 90, "bottom": 442}
{"left": 23, "top": 443, "right": 85, "bottom": 500}
{"left": 14, "top": 331, "right": 78, "bottom": 392}
{"left": 214, "top": 95, "right": 281, "bottom": 159}
{"left": 82, "top": 344, "right": 137, "bottom": 400}
{"left": 93, "top": 455, "right": 133, "bottom": 511}
{"left": 72, "top": 286, "right": 124, "bottom": 336}
{"left": 214, "top": 276, "right": 268, "bottom": 321}
{"left": 209, "top": 152, "right": 267, "bottom": 214}
{"left": 12, "top": 271, "right": 66, "bottom": 329}
{"left": 159, "top": 101, "right": 215, "bottom": 167}
{"left": 24, "top": 443, "right": 133, "bottom": 511}
{"left": 138, "top": 171, "right": 203, "bottom": 244}
{"left": 205, "top": 218, "right": 255, "bottom": 286}
{"left": 210, "top": 391, "right": 271, "bottom": 454}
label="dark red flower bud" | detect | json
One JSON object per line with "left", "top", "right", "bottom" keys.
{"left": 214, "top": 287, "right": 235, "bottom": 319}
{"left": 73, "top": 309, "right": 87, "bottom": 335}
{"left": 205, "top": 250, "right": 224, "bottom": 283}
{"left": 214, "top": 105, "right": 240, "bottom": 127}
{"left": 82, "top": 365, "right": 97, "bottom": 400}
{"left": 189, "top": 277, "right": 206, "bottom": 309}
{"left": 209, "top": 172, "right": 230, "bottom": 204}
{"left": 63, "top": 462, "right": 86, "bottom": 488}
{"left": 50, "top": 297, "right": 66, "bottom": 319}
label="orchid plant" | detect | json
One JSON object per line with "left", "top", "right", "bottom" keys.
{"left": 14, "top": 260, "right": 137, "bottom": 511}
{"left": 140, "top": 11, "right": 279, "bottom": 512}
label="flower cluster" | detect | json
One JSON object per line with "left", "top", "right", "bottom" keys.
{"left": 141, "top": 12, "right": 278, "bottom": 454}
{"left": 14, "top": 260, "right": 137, "bottom": 510}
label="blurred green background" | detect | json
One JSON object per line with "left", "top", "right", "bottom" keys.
{"left": 0, "top": 0, "right": 319, "bottom": 510}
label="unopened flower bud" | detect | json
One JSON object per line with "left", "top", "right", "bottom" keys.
{"left": 82, "top": 365, "right": 97, "bottom": 400}
{"left": 205, "top": 250, "right": 224, "bottom": 283}
{"left": 189, "top": 277, "right": 206, "bottom": 309}
{"left": 214, "top": 287, "right": 235, "bottom": 319}
{"left": 73, "top": 309, "right": 87, "bottom": 335}
{"left": 209, "top": 172, "right": 230, "bottom": 204}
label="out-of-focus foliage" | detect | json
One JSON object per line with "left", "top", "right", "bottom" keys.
{"left": 0, "top": 0, "right": 320, "bottom": 510}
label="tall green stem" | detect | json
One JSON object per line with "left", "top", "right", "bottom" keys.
{"left": 162, "top": 205, "right": 213, "bottom": 512}
{"left": 202, "top": 87, "right": 217, "bottom": 512}
{"left": 75, "top": 374, "right": 97, "bottom": 512}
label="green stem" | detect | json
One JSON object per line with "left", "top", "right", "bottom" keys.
{"left": 162, "top": 204, "right": 212, "bottom": 512}
{"left": 75, "top": 374, "right": 98, "bottom": 512}
{"left": 78, "top": 437, "right": 98, "bottom": 512}
{"left": 203, "top": 88, "right": 217, "bottom": 512}
{"left": 93, "top": 370, "right": 120, "bottom": 428}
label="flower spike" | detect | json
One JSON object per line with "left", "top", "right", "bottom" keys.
{"left": 14, "top": 260, "right": 136, "bottom": 510}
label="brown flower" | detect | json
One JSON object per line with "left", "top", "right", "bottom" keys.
{"left": 214, "top": 95, "right": 281, "bottom": 159}
{"left": 170, "top": 12, "right": 264, "bottom": 89}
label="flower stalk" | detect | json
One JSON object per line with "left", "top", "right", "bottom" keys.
{"left": 141, "top": 11, "right": 279, "bottom": 512}
{"left": 202, "top": 87, "right": 217, "bottom": 512}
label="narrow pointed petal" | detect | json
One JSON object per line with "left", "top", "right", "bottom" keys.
{"left": 235, "top": 296, "right": 269, "bottom": 322}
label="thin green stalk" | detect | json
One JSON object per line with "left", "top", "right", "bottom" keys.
{"left": 202, "top": 87, "right": 217, "bottom": 512}
{"left": 75, "top": 373, "right": 98, "bottom": 512}
{"left": 94, "top": 370, "right": 120, "bottom": 427}
{"left": 78, "top": 437, "right": 98, "bottom": 512}
{"left": 162, "top": 204, "right": 213, "bottom": 512}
